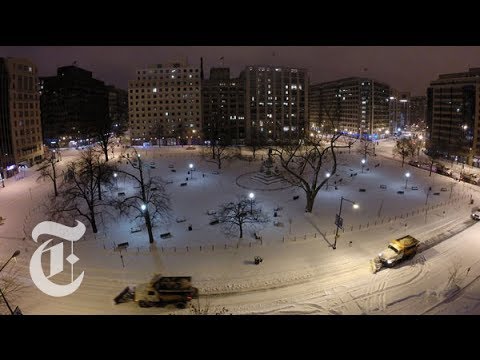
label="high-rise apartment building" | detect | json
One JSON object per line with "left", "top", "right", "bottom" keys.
{"left": 311, "top": 77, "right": 390, "bottom": 139}
{"left": 128, "top": 59, "right": 202, "bottom": 145}
{"left": 40, "top": 65, "right": 108, "bottom": 147}
{"left": 0, "top": 57, "right": 43, "bottom": 177}
{"left": 244, "top": 66, "right": 308, "bottom": 144}
{"left": 410, "top": 96, "right": 427, "bottom": 129}
{"left": 202, "top": 67, "right": 245, "bottom": 145}
{"left": 389, "top": 90, "right": 410, "bottom": 133}
{"left": 106, "top": 85, "right": 128, "bottom": 135}
{"left": 427, "top": 68, "right": 480, "bottom": 165}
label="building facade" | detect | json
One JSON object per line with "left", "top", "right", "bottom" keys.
{"left": 202, "top": 67, "right": 245, "bottom": 145}
{"left": 427, "top": 68, "right": 480, "bottom": 165}
{"left": 389, "top": 90, "right": 410, "bottom": 134}
{"left": 311, "top": 77, "right": 390, "bottom": 139}
{"left": 128, "top": 60, "right": 202, "bottom": 146}
{"left": 40, "top": 65, "right": 108, "bottom": 148}
{"left": 410, "top": 96, "right": 427, "bottom": 129}
{"left": 244, "top": 66, "right": 308, "bottom": 144}
{"left": 106, "top": 85, "right": 128, "bottom": 135}
{"left": 0, "top": 57, "right": 43, "bottom": 176}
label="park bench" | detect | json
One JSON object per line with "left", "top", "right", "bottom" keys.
{"left": 180, "top": 182, "right": 187, "bottom": 186}
{"left": 130, "top": 226, "right": 141, "bottom": 233}
{"left": 160, "top": 232, "right": 172, "bottom": 239}
{"left": 117, "top": 242, "right": 129, "bottom": 250}
{"left": 209, "top": 219, "right": 219, "bottom": 225}
{"left": 293, "top": 195, "right": 300, "bottom": 200}
{"left": 176, "top": 216, "right": 187, "bottom": 223}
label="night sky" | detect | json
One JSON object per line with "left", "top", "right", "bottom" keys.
{"left": 1, "top": 46, "right": 480, "bottom": 96}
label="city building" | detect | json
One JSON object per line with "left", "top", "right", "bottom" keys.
{"left": 308, "top": 84, "right": 321, "bottom": 133}
{"left": 128, "top": 59, "right": 202, "bottom": 146}
{"left": 410, "top": 96, "right": 427, "bottom": 129}
{"left": 244, "top": 65, "right": 308, "bottom": 144}
{"left": 40, "top": 65, "right": 108, "bottom": 148}
{"left": 106, "top": 85, "right": 128, "bottom": 135}
{"left": 202, "top": 67, "right": 245, "bottom": 145}
{"left": 0, "top": 57, "right": 44, "bottom": 178}
{"left": 389, "top": 90, "right": 410, "bottom": 134}
{"left": 311, "top": 77, "right": 390, "bottom": 139}
{"left": 427, "top": 68, "right": 480, "bottom": 165}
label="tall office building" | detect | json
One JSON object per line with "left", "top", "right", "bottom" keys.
{"left": 311, "top": 77, "right": 390, "bottom": 138}
{"left": 106, "top": 85, "right": 128, "bottom": 135}
{"left": 389, "top": 90, "right": 410, "bottom": 133}
{"left": 202, "top": 67, "right": 245, "bottom": 145}
{"left": 427, "top": 68, "right": 480, "bottom": 165}
{"left": 128, "top": 59, "right": 202, "bottom": 145}
{"left": 40, "top": 65, "right": 108, "bottom": 147}
{"left": 410, "top": 96, "right": 427, "bottom": 129}
{"left": 0, "top": 57, "right": 43, "bottom": 177}
{"left": 244, "top": 66, "right": 308, "bottom": 143}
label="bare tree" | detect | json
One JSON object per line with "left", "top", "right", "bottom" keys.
{"left": 359, "top": 138, "right": 375, "bottom": 160}
{"left": 216, "top": 196, "right": 269, "bottom": 239}
{"left": 393, "top": 138, "right": 416, "bottom": 167}
{"left": 0, "top": 264, "right": 25, "bottom": 315}
{"left": 51, "top": 149, "right": 106, "bottom": 233}
{"left": 94, "top": 115, "right": 115, "bottom": 162}
{"left": 114, "top": 149, "right": 171, "bottom": 244}
{"left": 37, "top": 150, "right": 60, "bottom": 197}
{"left": 272, "top": 134, "right": 350, "bottom": 213}
{"left": 248, "top": 130, "right": 267, "bottom": 160}
{"left": 94, "top": 155, "right": 115, "bottom": 201}
{"left": 425, "top": 143, "right": 441, "bottom": 177}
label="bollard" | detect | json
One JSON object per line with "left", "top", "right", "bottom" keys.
{"left": 200, "top": 245, "right": 202, "bottom": 251}
{"left": 186, "top": 246, "right": 189, "bottom": 252}
{"left": 212, "top": 245, "right": 214, "bottom": 251}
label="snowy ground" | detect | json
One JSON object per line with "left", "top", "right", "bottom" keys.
{"left": 1, "top": 140, "right": 480, "bottom": 315}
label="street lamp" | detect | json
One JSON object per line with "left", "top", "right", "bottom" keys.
{"left": 0, "top": 250, "right": 20, "bottom": 315}
{"left": 326, "top": 172, "right": 331, "bottom": 190}
{"left": 248, "top": 192, "right": 255, "bottom": 214}
{"left": 113, "top": 172, "right": 118, "bottom": 189}
{"left": 333, "top": 197, "right": 358, "bottom": 250}
{"left": 141, "top": 204, "right": 146, "bottom": 212}
{"left": 189, "top": 163, "right": 194, "bottom": 179}
{"left": 405, "top": 172, "right": 411, "bottom": 189}
{"left": 361, "top": 159, "right": 366, "bottom": 173}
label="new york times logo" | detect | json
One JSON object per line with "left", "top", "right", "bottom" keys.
{"left": 29, "top": 221, "right": 86, "bottom": 297}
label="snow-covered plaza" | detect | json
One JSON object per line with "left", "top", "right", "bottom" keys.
{"left": 1, "top": 139, "right": 480, "bottom": 315}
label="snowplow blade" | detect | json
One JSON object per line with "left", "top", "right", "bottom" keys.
{"left": 370, "top": 257, "right": 382, "bottom": 274}
{"left": 114, "top": 286, "right": 135, "bottom": 304}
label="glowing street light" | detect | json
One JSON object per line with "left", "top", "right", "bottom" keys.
{"left": 326, "top": 172, "right": 331, "bottom": 190}
{"left": 141, "top": 204, "right": 147, "bottom": 211}
{"left": 248, "top": 192, "right": 255, "bottom": 214}
{"left": 405, "top": 172, "right": 411, "bottom": 189}
{"left": 333, "top": 197, "right": 359, "bottom": 250}
{"left": 361, "top": 158, "right": 366, "bottom": 173}
{"left": 189, "top": 163, "right": 194, "bottom": 179}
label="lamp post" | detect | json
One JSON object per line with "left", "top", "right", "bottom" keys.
{"left": 405, "top": 172, "right": 410, "bottom": 189}
{"left": 189, "top": 163, "right": 194, "bottom": 179}
{"left": 0, "top": 250, "right": 20, "bottom": 315}
{"left": 326, "top": 172, "right": 331, "bottom": 190}
{"left": 333, "top": 197, "right": 359, "bottom": 250}
{"left": 361, "top": 159, "right": 366, "bottom": 173}
{"left": 248, "top": 192, "right": 255, "bottom": 214}
{"left": 113, "top": 172, "right": 118, "bottom": 189}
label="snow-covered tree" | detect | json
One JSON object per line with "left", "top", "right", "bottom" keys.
{"left": 114, "top": 149, "right": 171, "bottom": 244}
{"left": 393, "top": 138, "right": 416, "bottom": 167}
{"left": 37, "top": 150, "right": 60, "bottom": 197}
{"left": 215, "top": 196, "right": 268, "bottom": 239}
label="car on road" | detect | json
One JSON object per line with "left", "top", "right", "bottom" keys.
{"left": 472, "top": 210, "right": 480, "bottom": 220}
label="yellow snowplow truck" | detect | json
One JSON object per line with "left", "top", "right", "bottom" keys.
{"left": 370, "top": 235, "right": 420, "bottom": 274}
{"left": 114, "top": 274, "right": 199, "bottom": 309}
